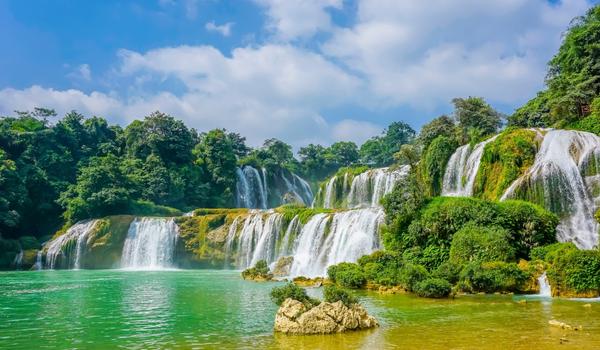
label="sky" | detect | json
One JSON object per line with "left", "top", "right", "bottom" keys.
{"left": 0, "top": 0, "right": 597, "bottom": 148}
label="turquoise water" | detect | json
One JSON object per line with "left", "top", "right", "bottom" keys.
{"left": 1, "top": 270, "right": 600, "bottom": 349}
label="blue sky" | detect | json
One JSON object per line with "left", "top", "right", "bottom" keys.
{"left": 0, "top": 0, "right": 597, "bottom": 147}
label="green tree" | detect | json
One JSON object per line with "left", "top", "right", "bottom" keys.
{"left": 418, "top": 115, "right": 456, "bottom": 149}
{"left": 452, "top": 97, "right": 503, "bottom": 143}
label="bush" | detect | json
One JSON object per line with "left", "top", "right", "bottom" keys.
{"left": 459, "top": 261, "right": 529, "bottom": 293}
{"left": 414, "top": 278, "right": 452, "bottom": 298}
{"left": 242, "top": 259, "right": 273, "bottom": 280}
{"left": 270, "top": 283, "right": 319, "bottom": 307}
{"left": 547, "top": 249, "right": 600, "bottom": 295}
{"left": 449, "top": 224, "right": 515, "bottom": 264}
{"left": 530, "top": 242, "right": 577, "bottom": 261}
{"left": 323, "top": 285, "right": 358, "bottom": 307}
{"left": 398, "top": 263, "right": 429, "bottom": 292}
{"left": 327, "top": 262, "right": 366, "bottom": 288}
{"left": 432, "top": 261, "right": 462, "bottom": 284}
{"left": 420, "top": 136, "right": 457, "bottom": 197}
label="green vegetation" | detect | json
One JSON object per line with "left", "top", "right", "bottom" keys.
{"left": 327, "top": 262, "right": 367, "bottom": 289}
{"left": 473, "top": 129, "right": 539, "bottom": 200}
{"left": 242, "top": 260, "right": 273, "bottom": 281}
{"left": 270, "top": 283, "right": 319, "bottom": 307}
{"left": 449, "top": 225, "right": 515, "bottom": 265}
{"left": 414, "top": 278, "right": 452, "bottom": 298}
{"left": 359, "top": 121, "right": 416, "bottom": 167}
{"left": 420, "top": 136, "right": 457, "bottom": 196}
{"left": 509, "top": 6, "right": 600, "bottom": 128}
{"left": 323, "top": 285, "right": 358, "bottom": 307}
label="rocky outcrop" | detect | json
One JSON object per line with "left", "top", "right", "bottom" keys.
{"left": 274, "top": 298, "right": 378, "bottom": 334}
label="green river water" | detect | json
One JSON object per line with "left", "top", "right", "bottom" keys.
{"left": 1, "top": 269, "right": 600, "bottom": 349}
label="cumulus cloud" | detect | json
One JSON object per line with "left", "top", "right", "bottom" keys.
{"left": 205, "top": 21, "right": 234, "bottom": 37}
{"left": 255, "top": 0, "right": 343, "bottom": 41}
{"left": 322, "top": 0, "right": 590, "bottom": 108}
{"left": 0, "top": 0, "right": 595, "bottom": 149}
{"left": 67, "top": 63, "right": 92, "bottom": 82}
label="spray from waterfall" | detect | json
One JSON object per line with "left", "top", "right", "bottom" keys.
{"left": 121, "top": 217, "right": 179, "bottom": 270}
{"left": 538, "top": 272, "right": 552, "bottom": 297}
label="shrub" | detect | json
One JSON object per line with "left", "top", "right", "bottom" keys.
{"left": 327, "top": 262, "right": 366, "bottom": 288}
{"left": 432, "top": 261, "right": 462, "bottom": 284}
{"left": 414, "top": 278, "right": 452, "bottom": 298}
{"left": 323, "top": 285, "right": 359, "bottom": 307}
{"left": 459, "top": 261, "right": 529, "bottom": 293}
{"left": 547, "top": 249, "right": 600, "bottom": 295}
{"left": 270, "top": 283, "right": 319, "bottom": 307}
{"left": 530, "top": 242, "right": 577, "bottom": 261}
{"left": 449, "top": 224, "right": 515, "bottom": 264}
{"left": 420, "top": 136, "right": 457, "bottom": 197}
{"left": 242, "top": 259, "right": 273, "bottom": 280}
{"left": 398, "top": 263, "right": 429, "bottom": 292}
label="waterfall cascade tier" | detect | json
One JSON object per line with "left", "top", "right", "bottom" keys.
{"left": 224, "top": 208, "right": 384, "bottom": 277}
{"left": 442, "top": 129, "right": 600, "bottom": 249}
{"left": 442, "top": 136, "right": 498, "bottom": 197}
{"left": 43, "top": 220, "right": 99, "bottom": 269}
{"left": 500, "top": 130, "right": 600, "bottom": 249}
{"left": 235, "top": 166, "right": 313, "bottom": 209}
{"left": 121, "top": 218, "right": 179, "bottom": 270}
{"left": 318, "top": 166, "right": 409, "bottom": 209}
{"left": 538, "top": 272, "right": 552, "bottom": 297}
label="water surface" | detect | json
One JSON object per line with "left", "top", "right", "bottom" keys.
{"left": 1, "top": 270, "right": 599, "bottom": 349}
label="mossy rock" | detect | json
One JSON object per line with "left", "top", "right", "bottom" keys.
{"left": 473, "top": 128, "right": 540, "bottom": 200}
{"left": 83, "top": 215, "right": 135, "bottom": 268}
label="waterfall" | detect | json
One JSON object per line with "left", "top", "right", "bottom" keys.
{"left": 34, "top": 248, "right": 43, "bottom": 270}
{"left": 235, "top": 165, "right": 314, "bottom": 208}
{"left": 442, "top": 136, "right": 498, "bottom": 197}
{"left": 289, "top": 208, "right": 384, "bottom": 277}
{"left": 12, "top": 250, "right": 23, "bottom": 270}
{"left": 226, "top": 207, "right": 384, "bottom": 277}
{"left": 538, "top": 272, "right": 552, "bottom": 297}
{"left": 44, "top": 220, "right": 99, "bottom": 269}
{"left": 121, "top": 217, "right": 179, "bottom": 270}
{"left": 501, "top": 130, "right": 600, "bottom": 249}
{"left": 348, "top": 167, "right": 409, "bottom": 208}
{"left": 323, "top": 176, "right": 338, "bottom": 208}
{"left": 235, "top": 166, "right": 268, "bottom": 209}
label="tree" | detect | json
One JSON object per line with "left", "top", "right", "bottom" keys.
{"left": 329, "top": 141, "right": 359, "bottom": 167}
{"left": 360, "top": 121, "right": 416, "bottom": 166}
{"left": 298, "top": 144, "right": 331, "bottom": 180}
{"left": 418, "top": 115, "right": 456, "bottom": 149}
{"left": 452, "top": 97, "right": 502, "bottom": 143}
{"left": 262, "top": 138, "right": 294, "bottom": 166}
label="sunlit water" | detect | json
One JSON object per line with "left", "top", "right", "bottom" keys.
{"left": 1, "top": 270, "right": 600, "bottom": 349}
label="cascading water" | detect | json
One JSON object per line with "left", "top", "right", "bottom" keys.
{"left": 500, "top": 130, "right": 600, "bottom": 249}
{"left": 235, "top": 165, "right": 313, "bottom": 208}
{"left": 320, "top": 166, "right": 409, "bottom": 209}
{"left": 442, "top": 136, "right": 498, "bottom": 197}
{"left": 538, "top": 272, "right": 552, "bottom": 297}
{"left": 225, "top": 208, "right": 384, "bottom": 277}
{"left": 121, "top": 218, "right": 179, "bottom": 270}
{"left": 44, "top": 220, "right": 99, "bottom": 269}
{"left": 12, "top": 250, "right": 23, "bottom": 270}
{"left": 235, "top": 166, "right": 268, "bottom": 209}
{"left": 289, "top": 208, "right": 384, "bottom": 277}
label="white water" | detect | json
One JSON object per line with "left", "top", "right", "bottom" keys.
{"left": 538, "top": 272, "right": 552, "bottom": 297}
{"left": 321, "top": 166, "right": 409, "bottom": 209}
{"left": 235, "top": 166, "right": 313, "bottom": 208}
{"left": 44, "top": 220, "right": 98, "bottom": 269}
{"left": 12, "top": 250, "right": 23, "bottom": 269}
{"left": 235, "top": 166, "right": 268, "bottom": 209}
{"left": 442, "top": 136, "right": 498, "bottom": 197}
{"left": 501, "top": 130, "right": 600, "bottom": 249}
{"left": 121, "top": 218, "right": 179, "bottom": 270}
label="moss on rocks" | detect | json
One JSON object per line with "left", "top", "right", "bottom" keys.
{"left": 83, "top": 215, "right": 135, "bottom": 268}
{"left": 473, "top": 128, "right": 540, "bottom": 200}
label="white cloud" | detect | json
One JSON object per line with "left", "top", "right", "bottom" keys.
{"left": 255, "top": 0, "right": 343, "bottom": 41}
{"left": 205, "top": 21, "right": 234, "bottom": 37}
{"left": 331, "top": 119, "right": 382, "bottom": 145}
{"left": 66, "top": 64, "right": 92, "bottom": 82}
{"left": 322, "top": 0, "right": 591, "bottom": 108}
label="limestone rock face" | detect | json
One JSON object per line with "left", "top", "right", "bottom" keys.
{"left": 274, "top": 298, "right": 378, "bottom": 335}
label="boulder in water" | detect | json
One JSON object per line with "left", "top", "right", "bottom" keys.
{"left": 274, "top": 298, "right": 378, "bottom": 334}
{"left": 272, "top": 256, "right": 293, "bottom": 277}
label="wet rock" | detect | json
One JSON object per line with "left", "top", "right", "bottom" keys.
{"left": 549, "top": 319, "right": 572, "bottom": 330}
{"left": 274, "top": 298, "right": 378, "bottom": 335}
{"left": 272, "top": 256, "right": 293, "bottom": 277}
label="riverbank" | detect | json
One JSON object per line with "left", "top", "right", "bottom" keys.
{"left": 2, "top": 269, "right": 600, "bottom": 349}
